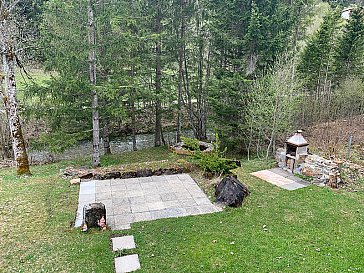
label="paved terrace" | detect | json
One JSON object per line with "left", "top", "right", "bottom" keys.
{"left": 75, "top": 174, "right": 221, "bottom": 230}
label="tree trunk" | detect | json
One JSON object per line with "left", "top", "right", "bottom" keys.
{"left": 129, "top": 66, "right": 138, "bottom": 151}
{"left": 131, "top": 102, "right": 138, "bottom": 151}
{"left": 176, "top": 0, "right": 187, "bottom": 143}
{"left": 103, "top": 126, "right": 111, "bottom": 155}
{"left": 130, "top": 100, "right": 137, "bottom": 151}
{"left": 154, "top": 0, "right": 162, "bottom": 147}
{"left": 195, "top": 10, "right": 207, "bottom": 141}
{"left": 1, "top": 49, "right": 31, "bottom": 175}
{"left": 88, "top": 0, "right": 100, "bottom": 167}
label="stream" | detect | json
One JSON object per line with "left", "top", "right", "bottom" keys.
{"left": 28, "top": 130, "right": 213, "bottom": 164}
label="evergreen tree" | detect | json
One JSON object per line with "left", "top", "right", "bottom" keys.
{"left": 298, "top": 10, "right": 341, "bottom": 91}
{"left": 334, "top": 7, "right": 364, "bottom": 82}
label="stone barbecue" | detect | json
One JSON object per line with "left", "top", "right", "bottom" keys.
{"left": 276, "top": 130, "right": 341, "bottom": 188}
{"left": 277, "top": 130, "right": 309, "bottom": 172}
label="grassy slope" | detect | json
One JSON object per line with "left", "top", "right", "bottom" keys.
{"left": 1, "top": 147, "right": 364, "bottom": 272}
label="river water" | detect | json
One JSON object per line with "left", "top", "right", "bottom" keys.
{"left": 28, "top": 130, "right": 212, "bottom": 164}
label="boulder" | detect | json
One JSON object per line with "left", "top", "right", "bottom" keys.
{"left": 170, "top": 140, "right": 214, "bottom": 155}
{"left": 215, "top": 176, "right": 250, "bottom": 207}
{"left": 83, "top": 203, "right": 106, "bottom": 228}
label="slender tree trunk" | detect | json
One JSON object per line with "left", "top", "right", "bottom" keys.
{"left": 154, "top": 0, "right": 162, "bottom": 147}
{"left": 177, "top": 54, "right": 183, "bottom": 143}
{"left": 88, "top": 0, "right": 100, "bottom": 167}
{"left": 1, "top": 50, "right": 31, "bottom": 175}
{"left": 131, "top": 103, "right": 137, "bottom": 151}
{"left": 196, "top": 11, "right": 207, "bottom": 141}
{"left": 129, "top": 66, "right": 137, "bottom": 151}
{"left": 176, "top": 0, "right": 187, "bottom": 143}
{"left": 103, "top": 125, "right": 111, "bottom": 155}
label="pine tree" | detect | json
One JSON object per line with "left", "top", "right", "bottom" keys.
{"left": 334, "top": 7, "right": 364, "bottom": 83}
{"left": 298, "top": 10, "right": 341, "bottom": 91}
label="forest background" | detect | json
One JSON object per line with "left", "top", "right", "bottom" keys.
{"left": 0, "top": 0, "right": 363, "bottom": 174}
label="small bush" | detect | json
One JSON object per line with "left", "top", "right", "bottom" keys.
{"left": 181, "top": 137, "right": 200, "bottom": 151}
{"left": 190, "top": 134, "right": 237, "bottom": 175}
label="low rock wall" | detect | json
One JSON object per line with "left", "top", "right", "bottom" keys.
{"left": 275, "top": 149, "right": 341, "bottom": 188}
{"left": 300, "top": 155, "right": 341, "bottom": 187}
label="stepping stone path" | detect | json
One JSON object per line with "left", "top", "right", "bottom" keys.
{"left": 75, "top": 174, "right": 221, "bottom": 230}
{"left": 251, "top": 168, "right": 308, "bottom": 190}
{"left": 112, "top": 236, "right": 140, "bottom": 273}
{"left": 115, "top": 255, "right": 140, "bottom": 273}
{"left": 112, "top": 236, "right": 136, "bottom": 251}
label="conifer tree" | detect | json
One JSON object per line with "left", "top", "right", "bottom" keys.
{"left": 334, "top": 7, "right": 364, "bottom": 82}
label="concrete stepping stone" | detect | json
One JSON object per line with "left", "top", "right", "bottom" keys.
{"left": 112, "top": 236, "right": 136, "bottom": 251}
{"left": 115, "top": 254, "right": 141, "bottom": 273}
{"left": 251, "top": 169, "right": 308, "bottom": 191}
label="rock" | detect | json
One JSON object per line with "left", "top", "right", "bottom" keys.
{"left": 70, "top": 178, "right": 81, "bottom": 185}
{"left": 170, "top": 140, "right": 214, "bottom": 155}
{"left": 136, "top": 169, "right": 153, "bottom": 177}
{"left": 327, "top": 173, "right": 338, "bottom": 188}
{"left": 301, "top": 166, "right": 320, "bottom": 177}
{"left": 121, "top": 171, "right": 137, "bottom": 179}
{"left": 153, "top": 169, "right": 165, "bottom": 176}
{"left": 79, "top": 172, "right": 94, "bottom": 180}
{"left": 215, "top": 176, "right": 250, "bottom": 207}
{"left": 83, "top": 203, "right": 106, "bottom": 228}
{"left": 61, "top": 167, "right": 78, "bottom": 177}
{"left": 103, "top": 171, "right": 122, "bottom": 180}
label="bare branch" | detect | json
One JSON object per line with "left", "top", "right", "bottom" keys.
{"left": 7, "top": 0, "right": 21, "bottom": 14}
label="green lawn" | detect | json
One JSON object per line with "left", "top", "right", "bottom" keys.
{"left": 1, "top": 147, "right": 364, "bottom": 272}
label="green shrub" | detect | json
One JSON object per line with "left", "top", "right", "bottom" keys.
{"left": 181, "top": 136, "right": 200, "bottom": 151}
{"left": 190, "top": 134, "right": 237, "bottom": 175}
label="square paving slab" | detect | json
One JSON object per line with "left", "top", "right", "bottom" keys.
{"left": 112, "top": 236, "right": 136, "bottom": 251}
{"left": 115, "top": 254, "right": 141, "bottom": 273}
{"left": 251, "top": 169, "right": 308, "bottom": 191}
{"left": 76, "top": 174, "right": 221, "bottom": 230}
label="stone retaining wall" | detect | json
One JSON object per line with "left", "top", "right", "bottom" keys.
{"left": 275, "top": 149, "right": 341, "bottom": 188}
{"left": 300, "top": 155, "right": 341, "bottom": 187}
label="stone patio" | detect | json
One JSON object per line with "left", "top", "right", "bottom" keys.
{"left": 251, "top": 168, "right": 309, "bottom": 190}
{"left": 75, "top": 174, "right": 221, "bottom": 230}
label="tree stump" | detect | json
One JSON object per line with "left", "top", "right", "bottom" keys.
{"left": 215, "top": 176, "right": 250, "bottom": 207}
{"left": 83, "top": 203, "right": 106, "bottom": 228}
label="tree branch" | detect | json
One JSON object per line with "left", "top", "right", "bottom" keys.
{"left": 7, "top": 0, "right": 21, "bottom": 14}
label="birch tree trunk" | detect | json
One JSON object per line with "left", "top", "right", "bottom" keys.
{"left": 1, "top": 51, "right": 31, "bottom": 175}
{"left": 0, "top": 4, "right": 31, "bottom": 175}
{"left": 88, "top": 0, "right": 100, "bottom": 167}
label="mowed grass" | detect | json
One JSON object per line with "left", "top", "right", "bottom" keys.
{"left": 1, "top": 147, "right": 364, "bottom": 272}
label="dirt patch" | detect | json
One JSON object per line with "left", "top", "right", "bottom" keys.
{"left": 340, "top": 161, "right": 364, "bottom": 192}
{"left": 305, "top": 115, "right": 364, "bottom": 162}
